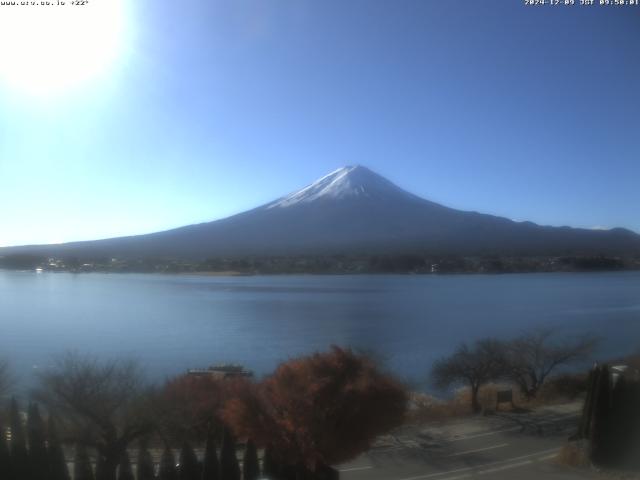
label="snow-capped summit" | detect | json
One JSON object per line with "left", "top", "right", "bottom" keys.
{"left": 266, "top": 165, "right": 414, "bottom": 208}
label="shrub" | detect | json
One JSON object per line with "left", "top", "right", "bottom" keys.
{"left": 556, "top": 442, "right": 589, "bottom": 468}
{"left": 538, "top": 373, "right": 589, "bottom": 402}
{"left": 223, "top": 346, "right": 408, "bottom": 470}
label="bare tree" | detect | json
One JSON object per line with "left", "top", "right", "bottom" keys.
{"left": 34, "top": 353, "right": 155, "bottom": 480}
{"left": 431, "top": 339, "right": 507, "bottom": 413}
{"left": 506, "top": 329, "right": 597, "bottom": 399}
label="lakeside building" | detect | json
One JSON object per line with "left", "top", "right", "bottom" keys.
{"left": 187, "top": 363, "right": 254, "bottom": 379}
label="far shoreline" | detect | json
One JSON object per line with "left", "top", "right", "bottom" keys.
{"left": 2, "top": 252, "right": 639, "bottom": 277}
{"left": 1, "top": 267, "right": 640, "bottom": 277}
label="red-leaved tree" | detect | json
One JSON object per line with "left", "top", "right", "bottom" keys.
{"left": 159, "top": 373, "right": 250, "bottom": 442}
{"left": 223, "top": 346, "right": 408, "bottom": 471}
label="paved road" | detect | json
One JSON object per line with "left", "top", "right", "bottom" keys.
{"left": 338, "top": 403, "right": 596, "bottom": 480}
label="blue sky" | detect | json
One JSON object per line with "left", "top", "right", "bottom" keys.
{"left": 1, "top": 0, "right": 639, "bottom": 247}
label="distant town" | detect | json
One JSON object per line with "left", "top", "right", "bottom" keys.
{"left": 0, "top": 253, "right": 638, "bottom": 275}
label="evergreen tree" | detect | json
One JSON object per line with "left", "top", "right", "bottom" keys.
{"left": 178, "top": 442, "right": 200, "bottom": 480}
{"left": 201, "top": 429, "right": 219, "bottom": 480}
{"left": 261, "top": 446, "right": 279, "bottom": 479}
{"left": 242, "top": 440, "right": 260, "bottom": 480}
{"left": 589, "top": 365, "right": 612, "bottom": 466}
{"left": 27, "top": 403, "right": 49, "bottom": 480}
{"left": 9, "top": 398, "right": 29, "bottom": 480}
{"left": 158, "top": 447, "right": 177, "bottom": 480}
{"left": 48, "top": 417, "right": 71, "bottom": 480}
{"left": 577, "top": 367, "right": 596, "bottom": 439}
{"left": 219, "top": 427, "right": 240, "bottom": 480}
{"left": 95, "top": 453, "right": 108, "bottom": 480}
{"left": 117, "top": 451, "right": 135, "bottom": 480}
{"left": 74, "top": 444, "right": 95, "bottom": 480}
{"left": 136, "top": 439, "right": 155, "bottom": 480}
{"left": 0, "top": 419, "right": 10, "bottom": 480}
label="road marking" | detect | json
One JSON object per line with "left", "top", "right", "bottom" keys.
{"left": 339, "top": 466, "right": 373, "bottom": 472}
{"left": 453, "top": 454, "right": 557, "bottom": 479}
{"left": 396, "top": 447, "right": 559, "bottom": 480}
{"left": 478, "top": 459, "right": 532, "bottom": 475}
{"left": 447, "top": 443, "right": 508, "bottom": 457}
{"left": 538, "top": 453, "right": 558, "bottom": 461}
{"left": 439, "top": 456, "right": 558, "bottom": 480}
{"left": 447, "top": 427, "right": 520, "bottom": 442}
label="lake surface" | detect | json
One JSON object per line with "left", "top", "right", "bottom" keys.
{"left": 1, "top": 270, "right": 639, "bottom": 389}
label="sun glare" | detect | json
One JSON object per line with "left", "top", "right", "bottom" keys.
{"left": 0, "top": 0, "right": 127, "bottom": 97}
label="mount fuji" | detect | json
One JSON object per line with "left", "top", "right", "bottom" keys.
{"left": 3, "top": 165, "right": 640, "bottom": 259}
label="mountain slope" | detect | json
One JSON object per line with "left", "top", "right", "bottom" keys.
{"left": 3, "top": 166, "right": 640, "bottom": 259}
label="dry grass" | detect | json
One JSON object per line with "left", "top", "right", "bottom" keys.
{"left": 407, "top": 392, "right": 471, "bottom": 423}
{"left": 407, "top": 384, "right": 520, "bottom": 422}
{"left": 554, "top": 440, "right": 640, "bottom": 479}
{"left": 555, "top": 442, "right": 590, "bottom": 468}
{"left": 536, "top": 373, "right": 589, "bottom": 404}
{"left": 408, "top": 374, "right": 588, "bottom": 424}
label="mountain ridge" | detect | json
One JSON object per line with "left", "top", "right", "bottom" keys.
{"left": 2, "top": 166, "right": 639, "bottom": 260}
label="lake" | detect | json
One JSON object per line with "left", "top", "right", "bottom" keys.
{"left": 1, "top": 270, "right": 639, "bottom": 390}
